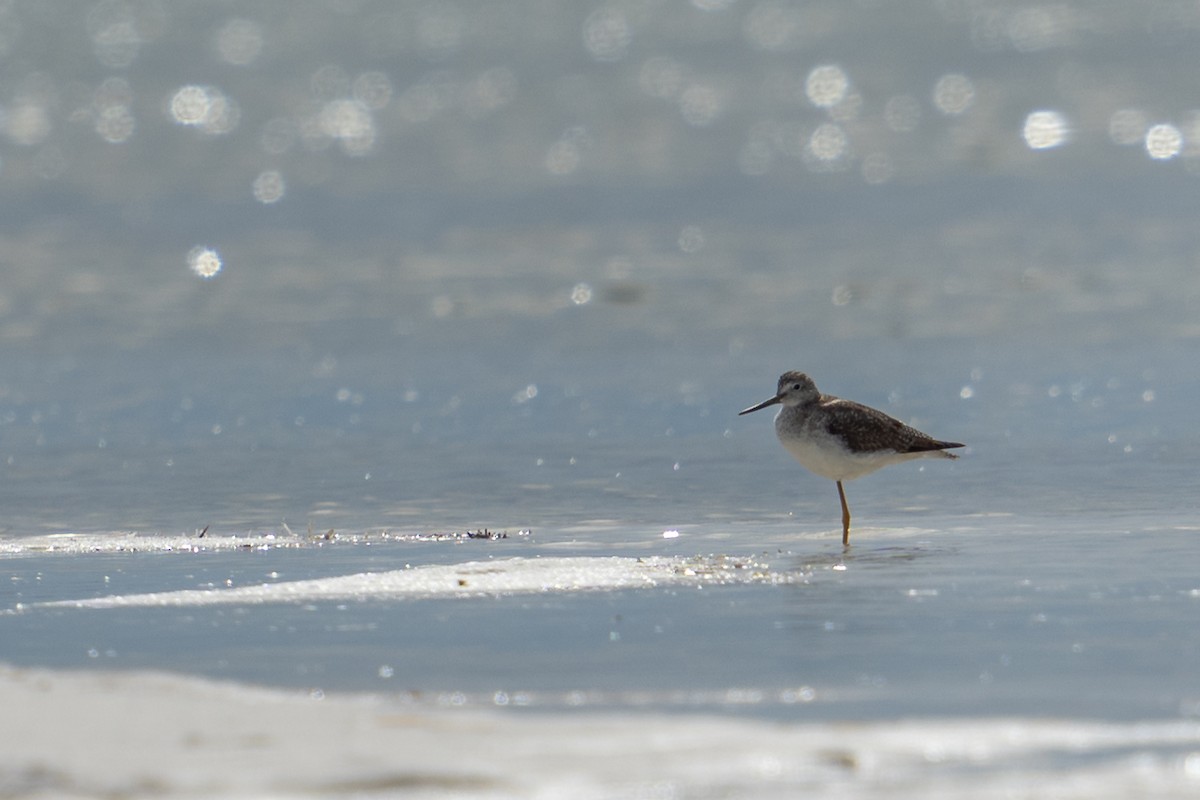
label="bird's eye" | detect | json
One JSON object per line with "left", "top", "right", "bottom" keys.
{"left": 792, "top": 383, "right": 801, "bottom": 390}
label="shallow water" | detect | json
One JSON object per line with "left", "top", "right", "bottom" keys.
{"left": 5, "top": 518, "right": 1199, "bottom": 726}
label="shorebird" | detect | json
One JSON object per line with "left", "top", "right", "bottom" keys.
{"left": 739, "top": 371, "right": 963, "bottom": 545}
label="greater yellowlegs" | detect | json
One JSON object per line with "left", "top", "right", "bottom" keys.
{"left": 739, "top": 371, "right": 963, "bottom": 545}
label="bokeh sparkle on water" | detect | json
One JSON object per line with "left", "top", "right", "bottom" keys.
{"left": 4, "top": 2, "right": 1200, "bottom": 203}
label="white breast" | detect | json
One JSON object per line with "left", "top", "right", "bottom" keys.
{"left": 775, "top": 409, "right": 926, "bottom": 481}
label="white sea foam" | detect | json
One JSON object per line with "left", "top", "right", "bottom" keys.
{"left": 0, "top": 528, "right": 528, "bottom": 557}
{"left": 0, "top": 525, "right": 943, "bottom": 560}
{"left": 36, "top": 554, "right": 790, "bottom": 609}
{"left": 0, "top": 530, "right": 309, "bottom": 556}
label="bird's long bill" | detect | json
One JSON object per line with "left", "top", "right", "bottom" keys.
{"left": 738, "top": 395, "right": 781, "bottom": 415}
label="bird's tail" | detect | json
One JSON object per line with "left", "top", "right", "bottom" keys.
{"left": 933, "top": 440, "right": 964, "bottom": 459}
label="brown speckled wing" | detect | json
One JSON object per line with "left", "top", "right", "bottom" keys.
{"left": 820, "top": 399, "right": 956, "bottom": 455}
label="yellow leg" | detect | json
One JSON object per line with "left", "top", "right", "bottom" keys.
{"left": 836, "top": 480, "right": 851, "bottom": 546}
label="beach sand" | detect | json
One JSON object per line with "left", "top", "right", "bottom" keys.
{"left": 4, "top": 662, "right": 1200, "bottom": 799}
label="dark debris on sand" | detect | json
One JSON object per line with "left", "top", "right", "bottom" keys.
{"left": 188, "top": 526, "right": 531, "bottom": 545}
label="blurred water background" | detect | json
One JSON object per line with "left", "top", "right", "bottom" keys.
{"left": 2, "top": 1, "right": 1200, "bottom": 792}
{"left": 1, "top": 0, "right": 1197, "bottom": 534}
